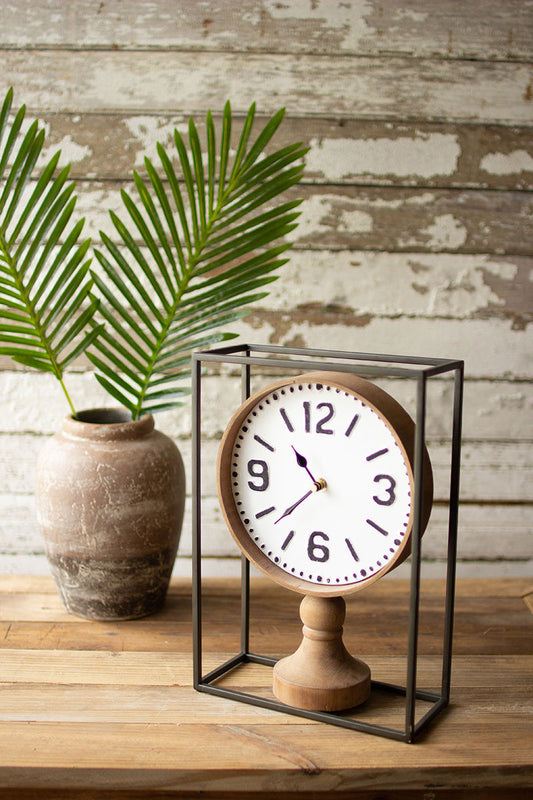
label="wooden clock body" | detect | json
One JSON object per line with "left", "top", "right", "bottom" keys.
{"left": 217, "top": 371, "right": 433, "bottom": 711}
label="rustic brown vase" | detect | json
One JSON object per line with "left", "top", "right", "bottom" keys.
{"left": 35, "top": 408, "right": 186, "bottom": 620}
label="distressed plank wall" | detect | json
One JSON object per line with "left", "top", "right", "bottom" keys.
{"left": 0, "top": 0, "right": 531, "bottom": 578}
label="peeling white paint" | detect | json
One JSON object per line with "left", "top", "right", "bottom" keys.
{"left": 268, "top": 251, "right": 519, "bottom": 318}
{"left": 418, "top": 213, "right": 468, "bottom": 250}
{"left": 480, "top": 150, "right": 533, "bottom": 175}
{"left": 263, "top": 0, "right": 374, "bottom": 50}
{"left": 424, "top": 264, "right": 507, "bottom": 316}
{"left": 239, "top": 315, "right": 531, "bottom": 379}
{"left": 8, "top": 115, "right": 93, "bottom": 169}
{"left": 5, "top": 50, "right": 533, "bottom": 123}
{"left": 306, "top": 134, "right": 460, "bottom": 181}
{"left": 76, "top": 186, "right": 124, "bottom": 239}
{"left": 394, "top": 7, "right": 428, "bottom": 23}
{"left": 39, "top": 134, "right": 93, "bottom": 168}
{"left": 369, "top": 191, "right": 436, "bottom": 209}
{"left": 339, "top": 209, "right": 373, "bottom": 233}
{"left": 287, "top": 194, "right": 341, "bottom": 241}
{"left": 123, "top": 116, "right": 188, "bottom": 167}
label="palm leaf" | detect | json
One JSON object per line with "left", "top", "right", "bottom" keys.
{"left": 89, "top": 102, "right": 308, "bottom": 419}
{"left": 0, "top": 88, "right": 102, "bottom": 415}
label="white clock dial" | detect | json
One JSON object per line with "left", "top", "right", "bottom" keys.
{"left": 226, "top": 378, "right": 414, "bottom": 590}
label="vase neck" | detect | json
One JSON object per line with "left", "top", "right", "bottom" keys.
{"left": 62, "top": 408, "right": 154, "bottom": 441}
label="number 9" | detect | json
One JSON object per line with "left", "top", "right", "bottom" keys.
{"left": 247, "top": 459, "right": 269, "bottom": 491}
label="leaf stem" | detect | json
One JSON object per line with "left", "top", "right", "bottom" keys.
{"left": 59, "top": 376, "right": 77, "bottom": 418}
{"left": 0, "top": 231, "right": 78, "bottom": 418}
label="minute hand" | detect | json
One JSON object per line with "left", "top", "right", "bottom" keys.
{"left": 274, "top": 489, "right": 314, "bottom": 524}
{"left": 274, "top": 478, "right": 327, "bottom": 525}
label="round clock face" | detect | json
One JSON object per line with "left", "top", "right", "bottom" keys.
{"left": 218, "top": 373, "right": 425, "bottom": 595}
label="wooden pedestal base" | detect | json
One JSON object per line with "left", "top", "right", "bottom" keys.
{"left": 272, "top": 594, "right": 371, "bottom": 712}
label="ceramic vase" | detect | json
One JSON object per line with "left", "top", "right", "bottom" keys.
{"left": 35, "top": 408, "right": 185, "bottom": 620}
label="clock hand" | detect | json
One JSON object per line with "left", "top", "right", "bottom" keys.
{"left": 274, "top": 489, "right": 313, "bottom": 524}
{"left": 274, "top": 478, "right": 327, "bottom": 524}
{"left": 291, "top": 445, "right": 317, "bottom": 483}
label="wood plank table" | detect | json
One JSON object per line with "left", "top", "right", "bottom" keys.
{"left": 0, "top": 575, "right": 531, "bottom": 799}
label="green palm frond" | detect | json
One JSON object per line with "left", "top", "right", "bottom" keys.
{"left": 90, "top": 102, "right": 308, "bottom": 419}
{"left": 0, "top": 88, "right": 102, "bottom": 415}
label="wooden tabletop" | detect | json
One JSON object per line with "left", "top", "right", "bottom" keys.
{"left": 0, "top": 574, "right": 531, "bottom": 799}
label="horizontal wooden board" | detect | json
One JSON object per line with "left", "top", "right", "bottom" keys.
{"left": 24, "top": 113, "right": 533, "bottom": 190}
{"left": 1, "top": 655, "right": 531, "bottom": 702}
{"left": 1, "top": 491, "right": 530, "bottom": 562}
{"left": 1, "top": 719, "right": 531, "bottom": 788}
{"left": 2, "top": 552, "right": 531, "bottom": 580}
{"left": 266, "top": 252, "right": 533, "bottom": 323}
{"left": 0, "top": 572, "right": 532, "bottom": 792}
{"left": 69, "top": 183, "right": 533, "bottom": 257}
{"left": 224, "top": 316, "right": 532, "bottom": 380}
{"left": 0, "top": 372, "right": 531, "bottom": 437}
{"left": 1, "top": 573, "right": 530, "bottom": 598}
{"left": 3, "top": 50, "right": 532, "bottom": 123}
{"left": 1, "top": 576, "right": 531, "bottom": 655}
{"left": 0, "top": 576, "right": 530, "bottom": 798}
{"left": 2, "top": 0, "right": 532, "bottom": 61}
{"left": 1, "top": 435, "right": 531, "bottom": 503}
{"left": 288, "top": 187, "right": 533, "bottom": 256}
{"left": 1, "top": 682, "right": 516, "bottom": 727}
{"left": 3, "top": 247, "right": 530, "bottom": 327}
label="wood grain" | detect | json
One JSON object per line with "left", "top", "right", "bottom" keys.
{"left": 67, "top": 183, "right": 533, "bottom": 256}
{"left": 1, "top": 0, "right": 532, "bottom": 60}
{"left": 0, "top": 576, "right": 531, "bottom": 797}
{"left": 18, "top": 113, "right": 533, "bottom": 190}
{"left": 1, "top": 374, "right": 531, "bottom": 436}
{"left": 3, "top": 50, "right": 531, "bottom": 123}
{"left": 1, "top": 435, "right": 532, "bottom": 501}
{"left": 0, "top": 0, "right": 531, "bottom": 582}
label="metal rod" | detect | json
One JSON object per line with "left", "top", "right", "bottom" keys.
{"left": 241, "top": 352, "right": 251, "bottom": 401}
{"left": 372, "top": 680, "right": 441, "bottom": 703}
{"left": 441, "top": 363, "right": 464, "bottom": 699}
{"left": 201, "top": 652, "right": 277, "bottom": 682}
{"left": 209, "top": 342, "right": 460, "bottom": 370}
{"left": 200, "top": 652, "right": 248, "bottom": 685}
{"left": 405, "top": 372, "right": 427, "bottom": 739}
{"left": 197, "top": 352, "right": 459, "bottom": 379}
{"left": 241, "top": 556, "right": 250, "bottom": 654}
{"left": 196, "top": 683, "right": 407, "bottom": 741}
{"left": 191, "top": 357, "right": 203, "bottom": 689}
{"left": 191, "top": 345, "right": 462, "bottom": 742}
{"left": 413, "top": 697, "right": 449, "bottom": 739}
{"left": 244, "top": 653, "right": 278, "bottom": 667}
{"left": 240, "top": 355, "right": 252, "bottom": 656}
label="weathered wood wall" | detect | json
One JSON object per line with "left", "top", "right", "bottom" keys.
{"left": 1, "top": 0, "right": 531, "bottom": 578}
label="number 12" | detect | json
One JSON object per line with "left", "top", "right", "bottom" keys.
{"left": 303, "top": 402, "right": 334, "bottom": 435}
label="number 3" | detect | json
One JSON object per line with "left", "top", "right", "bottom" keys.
{"left": 373, "top": 474, "right": 396, "bottom": 506}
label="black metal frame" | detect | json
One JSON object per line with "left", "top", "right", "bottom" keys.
{"left": 192, "top": 344, "right": 464, "bottom": 743}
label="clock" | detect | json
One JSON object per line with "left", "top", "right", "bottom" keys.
{"left": 217, "top": 371, "right": 433, "bottom": 712}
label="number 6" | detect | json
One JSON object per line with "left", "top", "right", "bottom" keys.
{"left": 307, "top": 531, "right": 330, "bottom": 562}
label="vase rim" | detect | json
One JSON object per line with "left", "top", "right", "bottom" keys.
{"left": 62, "top": 408, "right": 154, "bottom": 441}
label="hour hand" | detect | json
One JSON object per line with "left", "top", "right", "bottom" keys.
{"left": 292, "top": 445, "right": 316, "bottom": 482}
